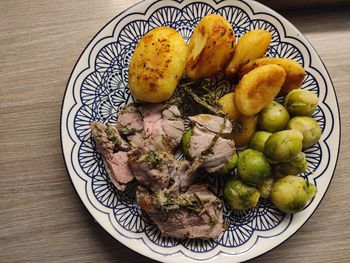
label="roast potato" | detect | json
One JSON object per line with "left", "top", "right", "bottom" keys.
{"left": 185, "top": 14, "right": 235, "bottom": 79}
{"left": 219, "top": 92, "right": 257, "bottom": 146}
{"left": 238, "top": 58, "right": 305, "bottom": 96}
{"left": 218, "top": 92, "right": 240, "bottom": 120}
{"left": 234, "top": 64, "right": 286, "bottom": 116}
{"left": 129, "top": 27, "right": 187, "bottom": 103}
{"left": 224, "top": 30, "right": 271, "bottom": 78}
{"left": 228, "top": 115, "right": 258, "bottom": 147}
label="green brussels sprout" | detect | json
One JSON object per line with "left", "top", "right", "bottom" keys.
{"left": 224, "top": 178, "right": 260, "bottom": 210}
{"left": 237, "top": 149, "right": 271, "bottom": 185}
{"left": 270, "top": 175, "right": 317, "bottom": 213}
{"left": 257, "top": 178, "right": 274, "bottom": 198}
{"left": 215, "top": 154, "right": 238, "bottom": 175}
{"left": 284, "top": 89, "right": 318, "bottom": 116}
{"left": 273, "top": 152, "right": 308, "bottom": 178}
{"left": 258, "top": 101, "right": 290, "bottom": 132}
{"left": 288, "top": 116, "right": 321, "bottom": 149}
{"left": 249, "top": 131, "right": 272, "bottom": 152}
{"left": 264, "top": 130, "right": 303, "bottom": 163}
{"left": 181, "top": 129, "right": 193, "bottom": 159}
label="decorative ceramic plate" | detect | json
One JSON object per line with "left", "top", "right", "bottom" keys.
{"left": 61, "top": 0, "right": 340, "bottom": 262}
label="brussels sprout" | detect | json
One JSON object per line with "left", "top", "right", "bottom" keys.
{"left": 237, "top": 149, "right": 271, "bottom": 185}
{"left": 285, "top": 89, "right": 318, "bottom": 116}
{"left": 270, "top": 175, "right": 317, "bottom": 213}
{"left": 249, "top": 131, "right": 272, "bottom": 152}
{"left": 257, "top": 178, "right": 274, "bottom": 198}
{"left": 264, "top": 130, "right": 303, "bottom": 163}
{"left": 181, "top": 129, "right": 193, "bottom": 159}
{"left": 258, "top": 101, "right": 290, "bottom": 132}
{"left": 288, "top": 116, "right": 321, "bottom": 149}
{"left": 224, "top": 178, "right": 260, "bottom": 210}
{"left": 273, "top": 152, "right": 308, "bottom": 178}
{"left": 215, "top": 154, "right": 238, "bottom": 175}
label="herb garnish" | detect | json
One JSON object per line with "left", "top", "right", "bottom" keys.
{"left": 144, "top": 150, "right": 164, "bottom": 170}
{"left": 106, "top": 125, "right": 121, "bottom": 152}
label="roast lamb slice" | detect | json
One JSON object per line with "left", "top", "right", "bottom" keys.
{"left": 136, "top": 184, "right": 224, "bottom": 239}
{"left": 91, "top": 122, "right": 133, "bottom": 191}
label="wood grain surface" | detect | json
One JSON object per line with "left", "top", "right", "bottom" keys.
{"left": 0, "top": 1, "right": 349, "bottom": 262}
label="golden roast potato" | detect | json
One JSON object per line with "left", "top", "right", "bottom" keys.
{"left": 234, "top": 64, "right": 286, "bottom": 116}
{"left": 218, "top": 92, "right": 240, "bottom": 120}
{"left": 128, "top": 27, "right": 187, "bottom": 103}
{"left": 238, "top": 57, "right": 305, "bottom": 96}
{"left": 185, "top": 14, "right": 235, "bottom": 79}
{"left": 219, "top": 92, "right": 257, "bottom": 146}
{"left": 230, "top": 114, "right": 258, "bottom": 147}
{"left": 224, "top": 29, "right": 271, "bottom": 78}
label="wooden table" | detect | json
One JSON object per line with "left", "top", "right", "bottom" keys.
{"left": 1, "top": 1, "right": 349, "bottom": 262}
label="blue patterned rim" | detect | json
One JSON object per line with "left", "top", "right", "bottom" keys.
{"left": 61, "top": 0, "right": 341, "bottom": 262}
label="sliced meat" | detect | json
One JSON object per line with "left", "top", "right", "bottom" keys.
{"left": 188, "top": 125, "right": 236, "bottom": 173}
{"left": 117, "top": 104, "right": 143, "bottom": 135}
{"left": 168, "top": 158, "right": 201, "bottom": 193}
{"left": 136, "top": 184, "right": 224, "bottom": 239}
{"left": 127, "top": 134, "right": 173, "bottom": 162}
{"left": 140, "top": 105, "right": 164, "bottom": 138}
{"left": 104, "top": 151, "right": 134, "bottom": 191}
{"left": 91, "top": 122, "right": 133, "bottom": 191}
{"left": 90, "top": 122, "right": 130, "bottom": 160}
{"left": 189, "top": 114, "right": 232, "bottom": 135}
{"left": 127, "top": 132, "right": 144, "bottom": 148}
{"left": 140, "top": 135, "right": 173, "bottom": 153}
{"left": 129, "top": 151, "right": 174, "bottom": 192}
{"left": 140, "top": 104, "right": 184, "bottom": 147}
{"left": 128, "top": 150, "right": 192, "bottom": 192}
{"left": 161, "top": 105, "right": 185, "bottom": 145}
{"left": 135, "top": 186, "right": 157, "bottom": 213}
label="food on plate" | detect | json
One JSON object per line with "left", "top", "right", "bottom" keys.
{"left": 185, "top": 14, "right": 235, "bottom": 79}
{"left": 117, "top": 104, "right": 144, "bottom": 136}
{"left": 224, "top": 178, "right": 260, "bottom": 210}
{"left": 257, "top": 178, "right": 274, "bottom": 198}
{"left": 91, "top": 103, "right": 185, "bottom": 192}
{"left": 136, "top": 184, "right": 223, "bottom": 239}
{"left": 238, "top": 57, "right": 305, "bottom": 96}
{"left": 230, "top": 115, "right": 258, "bottom": 147}
{"left": 139, "top": 104, "right": 185, "bottom": 146}
{"left": 237, "top": 149, "right": 271, "bottom": 185}
{"left": 219, "top": 92, "right": 258, "bottom": 146}
{"left": 225, "top": 29, "right": 272, "bottom": 78}
{"left": 128, "top": 27, "right": 187, "bottom": 103}
{"left": 90, "top": 122, "right": 133, "bottom": 191}
{"left": 264, "top": 129, "right": 304, "bottom": 163}
{"left": 258, "top": 101, "right": 290, "bottom": 132}
{"left": 284, "top": 89, "right": 319, "bottom": 116}
{"left": 234, "top": 64, "right": 286, "bottom": 116}
{"left": 129, "top": 150, "right": 192, "bottom": 193}
{"left": 90, "top": 16, "right": 323, "bottom": 240}
{"left": 270, "top": 175, "right": 317, "bottom": 213}
{"left": 249, "top": 131, "right": 272, "bottom": 152}
{"left": 181, "top": 129, "right": 193, "bottom": 159}
{"left": 215, "top": 154, "right": 238, "bottom": 176}
{"left": 272, "top": 152, "right": 308, "bottom": 179}
{"left": 218, "top": 92, "right": 240, "bottom": 120}
{"left": 186, "top": 114, "right": 236, "bottom": 173}
{"left": 287, "top": 116, "right": 321, "bottom": 149}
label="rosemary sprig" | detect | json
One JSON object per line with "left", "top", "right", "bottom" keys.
{"left": 183, "top": 85, "right": 226, "bottom": 117}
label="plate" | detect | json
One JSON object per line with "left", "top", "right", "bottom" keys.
{"left": 61, "top": 0, "right": 340, "bottom": 262}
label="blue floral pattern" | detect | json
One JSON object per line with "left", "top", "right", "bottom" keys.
{"left": 62, "top": 0, "right": 339, "bottom": 261}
